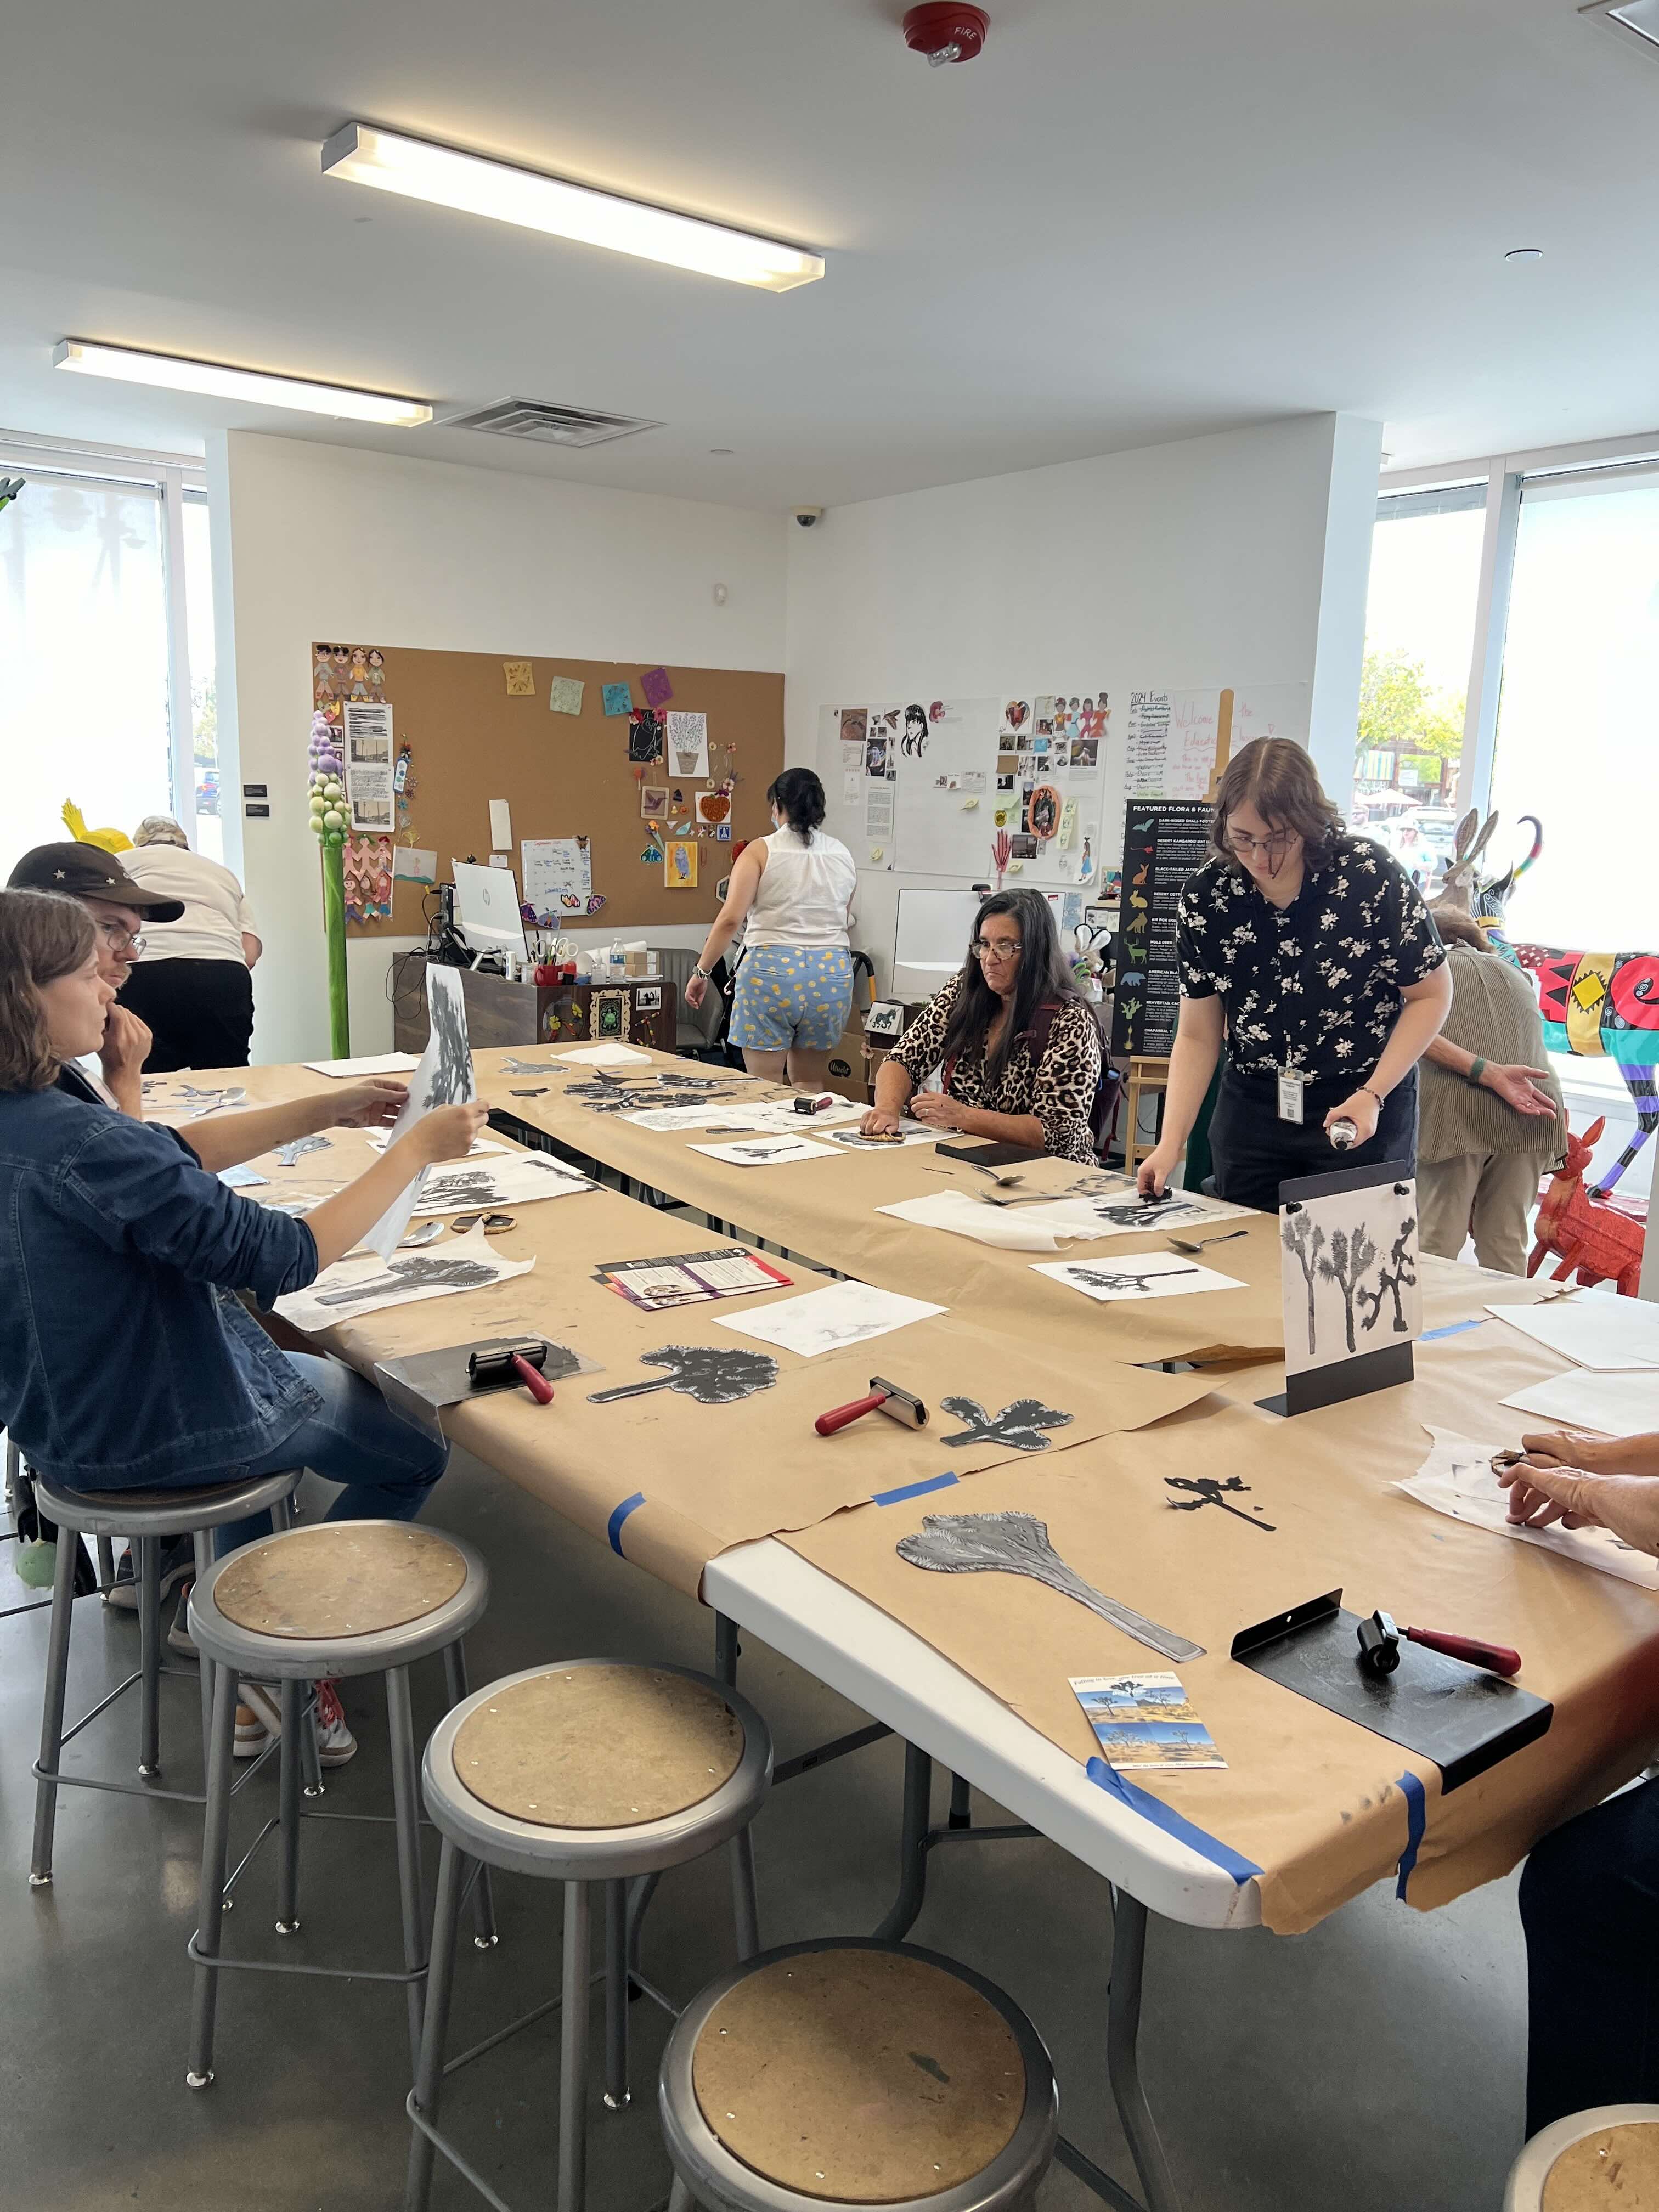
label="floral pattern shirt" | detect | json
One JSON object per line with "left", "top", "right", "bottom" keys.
{"left": 890, "top": 974, "right": 1103, "bottom": 1164}
{"left": 1174, "top": 833, "right": 1445, "bottom": 1082}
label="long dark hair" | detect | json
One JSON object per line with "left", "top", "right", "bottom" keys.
{"left": 0, "top": 890, "right": 97, "bottom": 1093}
{"left": 1210, "top": 738, "right": 1342, "bottom": 871}
{"left": 939, "top": 889, "right": 1079, "bottom": 1083}
{"left": 767, "top": 767, "right": 827, "bottom": 847}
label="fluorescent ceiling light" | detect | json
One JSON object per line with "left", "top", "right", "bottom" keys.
{"left": 53, "top": 340, "right": 433, "bottom": 427}
{"left": 321, "top": 122, "right": 825, "bottom": 293}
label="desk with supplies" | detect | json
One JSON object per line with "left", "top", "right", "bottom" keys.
{"left": 148, "top": 1056, "right": 1659, "bottom": 2212}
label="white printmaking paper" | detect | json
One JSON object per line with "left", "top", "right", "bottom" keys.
{"left": 1019, "top": 1189, "right": 1255, "bottom": 1240}
{"left": 409, "top": 1154, "right": 594, "bottom": 1214}
{"left": 1397, "top": 1426, "right": 1659, "bottom": 1590}
{"left": 1501, "top": 1369, "right": 1659, "bottom": 1436}
{"left": 1032, "top": 1254, "right": 1246, "bottom": 1301}
{"left": 552, "top": 1042, "right": 652, "bottom": 1066}
{"left": 715, "top": 1282, "right": 945, "bottom": 1358}
{"left": 622, "top": 1104, "right": 764, "bottom": 1131}
{"left": 877, "top": 1190, "right": 1084, "bottom": 1253}
{"left": 363, "top": 964, "right": 477, "bottom": 1260}
{"left": 370, "top": 1133, "right": 504, "bottom": 1156}
{"left": 1280, "top": 1174, "right": 1421, "bottom": 1380}
{"left": 689, "top": 1133, "right": 838, "bottom": 1167}
{"left": 302, "top": 1052, "right": 421, "bottom": 1077}
{"left": 276, "top": 1227, "right": 534, "bottom": 1334}
{"left": 713, "top": 1098, "right": 868, "bottom": 1133}
{"left": 1487, "top": 1299, "right": 1659, "bottom": 1373}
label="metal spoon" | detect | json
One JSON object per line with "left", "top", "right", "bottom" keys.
{"left": 1165, "top": 1228, "right": 1250, "bottom": 1255}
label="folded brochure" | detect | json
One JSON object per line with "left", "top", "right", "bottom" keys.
{"left": 1070, "top": 1672, "right": 1226, "bottom": 1771}
{"left": 595, "top": 1246, "right": 791, "bottom": 1311}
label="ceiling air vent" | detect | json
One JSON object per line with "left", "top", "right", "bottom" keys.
{"left": 438, "top": 397, "right": 663, "bottom": 448}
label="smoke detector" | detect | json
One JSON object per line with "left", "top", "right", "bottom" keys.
{"left": 904, "top": 4, "right": 989, "bottom": 65}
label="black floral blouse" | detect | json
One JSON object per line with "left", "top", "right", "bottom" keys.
{"left": 1175, "top": 832, "right": 1445, "bottom": 1082}
{"left": 890, "top": 974, "right": 1103, "bottom": 1164}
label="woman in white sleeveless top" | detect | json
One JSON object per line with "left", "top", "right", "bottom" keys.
{"left": 685, "top": 768, "right": 857, "bottom": 1087}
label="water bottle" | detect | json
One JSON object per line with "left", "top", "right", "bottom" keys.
{"left": 1329, "top": 1118, "right": 1358, "bottom": 1150}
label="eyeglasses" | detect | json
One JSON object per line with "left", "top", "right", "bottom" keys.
{"left": 1225, "top": 829, "right": 1297, "bottom": 862}
{"left": 95, "top": 920, "right": 145, "bottom": 955}
{"left": 972, "top": 937, "right": 1023, "bottom": 962}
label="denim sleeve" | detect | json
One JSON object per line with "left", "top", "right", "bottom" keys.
{"left": 58, "top": 1118, "right": 319, "bottom": 1305}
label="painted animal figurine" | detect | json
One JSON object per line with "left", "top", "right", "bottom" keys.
{"left": 1438, "top": 808, "right": 1543, "bottom": 936}
{"left": 1515, "top": 946, "right": 1659, "bottom": 1195}
{"left": 1527, "top": 1114, "right": 1646, "bottom": 1298}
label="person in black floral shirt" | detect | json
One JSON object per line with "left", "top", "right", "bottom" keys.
{"left": 1139, "top": 740, "right": 1451, "bottom": 1211}
{"left": 862, "top": 889, "right": 1103, "bottom": 1163}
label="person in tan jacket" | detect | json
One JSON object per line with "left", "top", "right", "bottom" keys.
{"left": 1417, "top": 906, "right": 1566, "bottom": 1273}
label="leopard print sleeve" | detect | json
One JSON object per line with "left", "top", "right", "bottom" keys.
{"left": 1025, "top": 1001, "right": 1102, "bottom": 1164}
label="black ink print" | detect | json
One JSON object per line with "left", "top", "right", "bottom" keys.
{"left": 315, "top": 1256, "right": 500, "bottom": 1308}
{"left": 1357, "top": 1215, "right": 1418, "bottom": 1336}
{"left": 275, "top": 1134, "right": 333, "bottom": 1167}
{"left": 897, "top": 1510, "right": 1203, "bottom": 1662}
{"left": 1317, "top": 1224, "right": 1378, "bottom": 1355}
{"left": 1282, "top": 1210, "right": 1328, "bottom": 1356}
{"left": 1086, "top": 1195, "right": 1191, "bottom": 1229}
{"left": 900, "top": 703, "right": 929, "bottom": 758}
{"left": 422, "top": 1168, "right": 500, "bottom": 1208}
{"left": 1069, "top": 1263, "right": 1199, "bottom": 1296}
{"left": 1166, "top": 1475, "right": 1276, "bottom": 1533}
{"left": 502, "top": 1058, "right": 557, "bottom": 1074}
{"left": 587, "top": 1345, "right": 778, "bottom": 1407}
{"left": 422, "top": 977, "right": 474, "bottom": 1113}
{"left": 937, "top": 1396, "right": 1074, "bottom": 1453}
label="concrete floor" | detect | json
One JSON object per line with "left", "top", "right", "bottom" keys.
{"left": 0, "top": 1441, "right": 1531, "bottom": 2212}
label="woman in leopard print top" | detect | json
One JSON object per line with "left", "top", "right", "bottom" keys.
{"left": 862, "top": 889, "right": 1103, "bottom": 1163}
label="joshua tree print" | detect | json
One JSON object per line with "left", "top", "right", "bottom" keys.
{"left": 1282, "top": 1210, "right": 1327, "bottom": 1356}
{"left": 1317, "top": 1224, "right": 1378, "bottom": 1354}
{"left": 1357, "top": 1211, "right": 1419, "bottom": 1336}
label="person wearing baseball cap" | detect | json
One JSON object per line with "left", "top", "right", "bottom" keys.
{"left": 7, "top": 843, "right": 182, "bottom": 1115}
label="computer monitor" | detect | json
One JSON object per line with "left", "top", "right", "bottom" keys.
{"left": 452, "top": 862, "right": 529, "bottom": 967}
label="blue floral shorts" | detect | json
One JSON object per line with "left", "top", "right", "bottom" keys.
{"left": 730, "top": 946, "right": 855, "bottom": 1052}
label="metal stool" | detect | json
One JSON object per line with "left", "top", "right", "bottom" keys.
{"left": 1504, "top": 2104, "right": 1659, "bottom": 2208}
{"left": 406, "top": 1658, "right": 772, "bottom": 2212}
{"left": 30, "top": 1468, "right": 302, "bottom": 1887}
{"left": 187, "top": 1519, "right": 493, "bottom": 2089}
{"left": 659, "top": 1939, "right": 1057, "bottom": 2212}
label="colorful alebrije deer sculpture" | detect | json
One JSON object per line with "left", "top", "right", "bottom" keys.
{"left": 1438, "top": 808, "right": 1544, "bottom": 939}
{"left": 1527, "top": 1114, "right": 1646, "bottom": 1297}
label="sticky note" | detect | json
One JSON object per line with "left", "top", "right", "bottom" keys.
{"left": 602, "top": 682, "right": 632, "bottom": 716}
{"left": 641, "top": 665, "right": 674, "bottom": 708}
{"left": 547, "top": 675, "right": 584, "bottom": 716}
{"left": 503, "top": 661, "right": 534, "bottom": 696}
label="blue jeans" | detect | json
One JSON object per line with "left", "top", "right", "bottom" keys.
{"left": 211, "top": 1352, "right": 450, "bottom": 1553}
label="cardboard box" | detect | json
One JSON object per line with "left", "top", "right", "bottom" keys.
{"left": 823, "top": 1025, "right": 870, "bottom": 1104}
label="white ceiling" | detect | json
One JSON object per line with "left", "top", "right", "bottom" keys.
{"left": 4, "top": 0, "right": 1658, "bottom": 510}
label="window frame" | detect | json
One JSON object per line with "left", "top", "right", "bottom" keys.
{"left": 0, "top": 427, "right": 208, "bottom": 841}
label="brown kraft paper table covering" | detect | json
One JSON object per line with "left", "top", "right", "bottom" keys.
{"left": 783, "top": 1324, "right": 1659, "bottom": 1936}
{"left": 472, "top": 1046, "right": 1550, "bottom": 1369}
{"left": 168, "top": 1081, "right": 1214, "bottom": 1598}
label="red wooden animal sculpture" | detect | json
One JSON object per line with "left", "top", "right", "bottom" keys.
{"left": 1527, "top": 1114, "right": 1647, "bottom": 1297}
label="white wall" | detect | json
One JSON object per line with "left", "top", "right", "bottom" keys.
{"left": 207, "top": 431, "right": 787, "bottom": 1063}
{"left": 784, "top": 413, "right": 1382, "bottom": 995}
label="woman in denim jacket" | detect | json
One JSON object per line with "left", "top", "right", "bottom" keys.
{"left": 0, "top": 890, "right": 488, "bottom": 1761}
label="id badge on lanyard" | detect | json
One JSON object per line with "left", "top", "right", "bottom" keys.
{"left": 1277, "top": 1069, "right": 1305, "bottom": 1125}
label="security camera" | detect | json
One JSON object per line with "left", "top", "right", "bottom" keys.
{"left": 793, "top": 506, "right": 823, "bottom": 528}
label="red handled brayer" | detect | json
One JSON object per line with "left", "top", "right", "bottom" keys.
{"left": 1357, "top": 1609, "right": 1521, "bottom": 1678}
{"left": 468, "top": 1338, "right": 556, "bottom": 1406}
{"left": 793, "top": 1092, "right": 837, "bottom": 1116}
{"left": 815, "top": 1377, "right": 928, "bottom": 1437}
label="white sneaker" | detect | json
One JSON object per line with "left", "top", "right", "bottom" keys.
{"left": 235, "top": 1681, "right": 357, "bottom": 1767}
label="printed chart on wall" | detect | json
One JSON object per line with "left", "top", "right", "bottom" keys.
{"left": 1110, "top": 799, "right": 1211, "bottom": 1058}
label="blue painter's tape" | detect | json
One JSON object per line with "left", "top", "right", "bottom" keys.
{"left": 1085, "top": 1757, "right": 1262, "bottom": 1886}
{"left": 607, "top": 1491, "right": 646, "bottom": 1558}
{"left": 871, "top": 1470, "right": 960, "bottom": 1509}
{"left": 1395, "top": 1770, "right": 1427, "bottom": 1900}
{"left": 1423, "top": 1319, "right": 1486, "bottom": 1342}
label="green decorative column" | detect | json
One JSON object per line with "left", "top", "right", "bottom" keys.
{"left": 321, "top": 840, "right": 350, "bottom": 1058}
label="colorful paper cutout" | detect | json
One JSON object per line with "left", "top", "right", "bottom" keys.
{"left": 641, "top": 666, "right": 674, "bottom": 709}
{"left": 665, "top": 839, "right": 698, "bottom": 889}
{"left": 503, "top": 661, "right": 535, "bottom": 696}
{"left": 547, "top": 675, "right": 584, "bottom": 716}
{"left": 628, "top": 709, "right": 664, "bottom": 763}
{"left": 641, "top": 785, "right": 669, "bottom": 816}
{"left": 602, "top": 682, "right": 633, "bottom": 716}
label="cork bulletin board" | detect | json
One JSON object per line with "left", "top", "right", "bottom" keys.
{"left": 314, "top": 643, "right": 785, "bottom": 935}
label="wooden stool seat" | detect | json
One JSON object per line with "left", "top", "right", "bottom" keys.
{"left": 452, "top": 1664, "right": 743, "bottom": 1829}
{"left": 1544, "top": 2120, "right": 1659, "bottom": 2207}
{"left": 213, "top": 1524, "right": 467, "bottom": 1639}
{"left": 691, "top": 1948, "right": 1025, "bottom": 2203}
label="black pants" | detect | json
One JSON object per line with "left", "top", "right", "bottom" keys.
{"left": 118, "top": 959, "right": 254, "bottom": 1073}
{"left": 1208, "top": 1064, "right": 1419, "bottom": 1212}
{"left": 1521, "top": 1778, "right": 1659, "bottom": 2136}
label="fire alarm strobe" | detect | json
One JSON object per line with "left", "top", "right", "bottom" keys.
{"left": 904, "top": 3, "right": 989, "bottom": 65}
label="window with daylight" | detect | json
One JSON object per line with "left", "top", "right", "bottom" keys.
{"left": 0, "top": 441, "right": 216, "bottom": 883}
